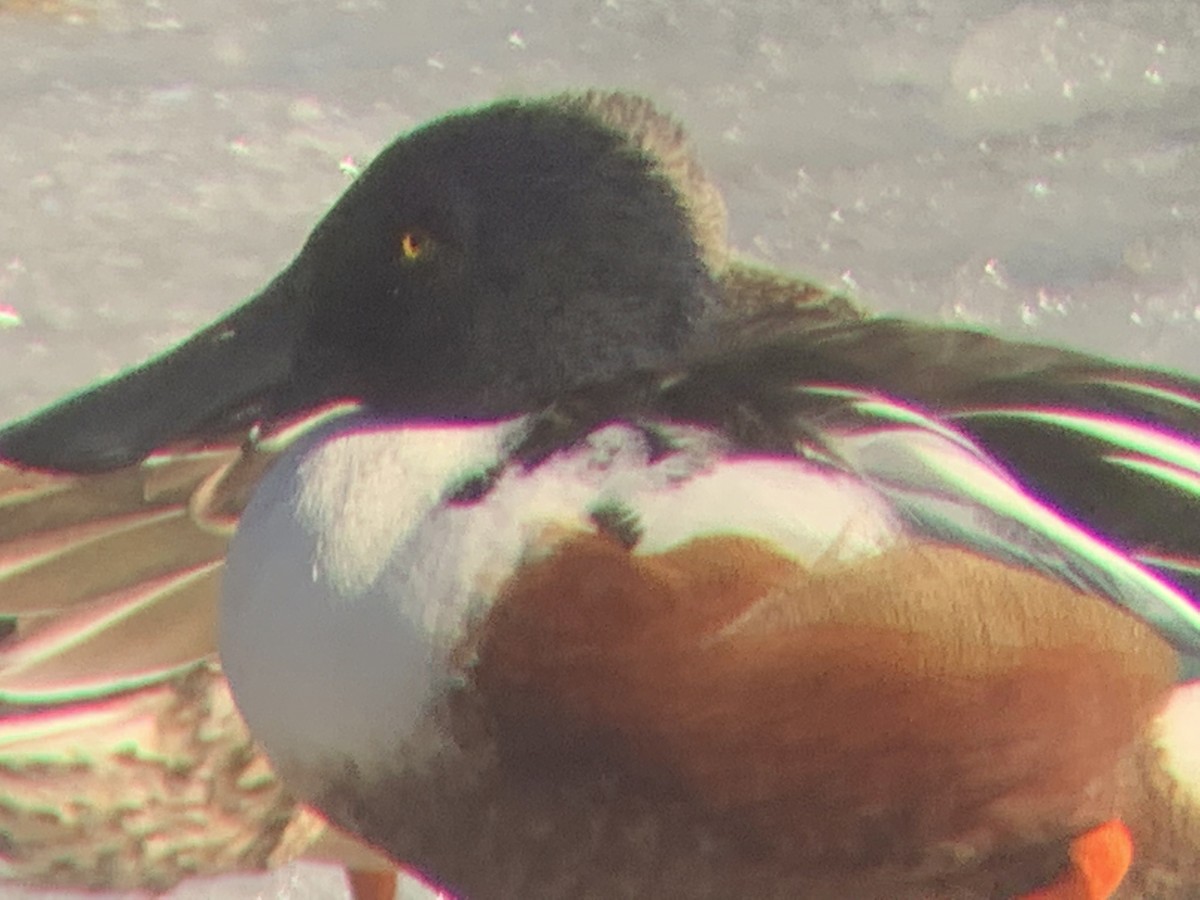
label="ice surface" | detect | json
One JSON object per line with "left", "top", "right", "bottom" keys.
{"left": 4, "top": 862, "right": 440, "bottom": 899}
{"left": 1, "top": 0, "right": 1198, "bottom": 897}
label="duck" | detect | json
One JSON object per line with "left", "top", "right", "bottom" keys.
{"left": 0, "top": 91, "right": 854, "bottom": 899}
{"left": 0, "top": 450, "right": 405, "bottom": 898}
{"left": 0, "top": 91, "right": 1197, "bottom": 899}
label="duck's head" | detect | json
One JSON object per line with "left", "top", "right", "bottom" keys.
{"left": 0, "top": 95, "right": 718, "bottom": 473}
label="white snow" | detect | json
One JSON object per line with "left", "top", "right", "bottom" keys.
{"left": 1, "top": 0, "right": 1198, "bottom": 897}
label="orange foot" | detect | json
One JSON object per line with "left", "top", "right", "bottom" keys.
{"left": 1019, "top": 819, "right": 1134, "bottom": 900}
{"left": 346, "top": 867, "right": 400, "bottom": 900}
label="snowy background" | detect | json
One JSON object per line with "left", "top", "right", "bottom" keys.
{"left": 1, "top": 0, "right": 1198, "bottom": 896}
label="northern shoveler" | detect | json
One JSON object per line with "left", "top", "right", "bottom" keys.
{"left": 0, "top": 92, "right": 851, "bottom": 898}
{"left": 1, "top": 92, "right": 1197, "bottom": 899}
{"left": 0, "top": 91, "right": 780, "bottom": 899}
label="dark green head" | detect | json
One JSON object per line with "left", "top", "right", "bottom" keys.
{"left": 0, "top": 96, "right": 716, "bottom": 472}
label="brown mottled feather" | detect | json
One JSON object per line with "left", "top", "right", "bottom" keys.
{"left": 0, "top": 663, "right": 300, "bottom": 891}
{"left": 0, "top": 444, "right": 260, "bottom": 695}
{"left": 0, "top": 444, "right": 399, "bottom": 893}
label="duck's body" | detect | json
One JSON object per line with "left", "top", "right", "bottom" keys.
{"left": 216, "top": 336, "right": 1197, "bottom": 898}
{"left": 0, "top": 91, "right": 759, "bottom": 898}
{"left": 0, "top": 270, "right": 853, "bottom": 898}
{"left": 219, "top": 406, "right": 1180, "bottom": 899}
{"left": 1, "top": 92, "right": 1197, "bottom": 899}
{"left": 0, "top": 657, "right": 352, "bottom": 893}
{"left": 0, "top": 445, "right": 403, "bottom": 895}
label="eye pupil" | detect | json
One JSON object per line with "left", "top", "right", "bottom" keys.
{"left": 400, "top": 230, "right": 428, "bottom": 261}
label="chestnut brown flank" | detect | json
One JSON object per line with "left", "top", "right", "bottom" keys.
{"left": 476, "top": 534, "right": 1176, "bottom": 868}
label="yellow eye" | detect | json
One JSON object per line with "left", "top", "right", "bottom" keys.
{"left": 398, "top": 228, "right": 434, "bottom": 262}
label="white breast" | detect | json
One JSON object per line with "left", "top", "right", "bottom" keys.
{"left": 219, "top": 413, "right": 903, "bottom": 789}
